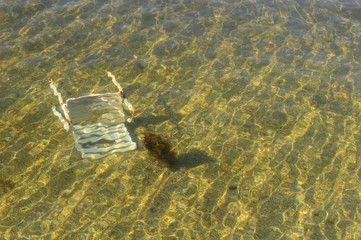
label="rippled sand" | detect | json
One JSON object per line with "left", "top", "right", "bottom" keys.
{"left": 0, "top": 0, "right": 361, "bottom": 239}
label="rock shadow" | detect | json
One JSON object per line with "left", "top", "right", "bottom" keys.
{"left": 173, "top": 149, "right": 216, "bottom": 171}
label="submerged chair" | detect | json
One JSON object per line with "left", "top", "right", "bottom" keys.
{"left": 48, "top": 72, "right": 137, "bottom": 159}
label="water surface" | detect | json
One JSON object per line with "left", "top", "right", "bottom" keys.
{"left": 0, "top": 0, "right": 361, "bottom": 239}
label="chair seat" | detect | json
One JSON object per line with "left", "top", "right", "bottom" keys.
{"left": 65, "top": 93, "right": 136, "bottom": 159}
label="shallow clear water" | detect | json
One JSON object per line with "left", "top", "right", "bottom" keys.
{"left": 1, "top": 0, "right": 361, "bottom": 239}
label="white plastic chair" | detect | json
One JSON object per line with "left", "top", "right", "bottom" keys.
{"left": 48, "top": 72, "right": 137, "bottom": 159}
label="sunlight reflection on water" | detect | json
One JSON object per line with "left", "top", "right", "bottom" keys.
{"left": 0, "top": 0, "right": 361, "bottom": 239}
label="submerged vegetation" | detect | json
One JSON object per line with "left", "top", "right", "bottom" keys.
{"left": 141, "top": 132, "right": 178, "bottom": 170}
{"left": 141, "top": 132, "right": 215, "bottom": 171}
